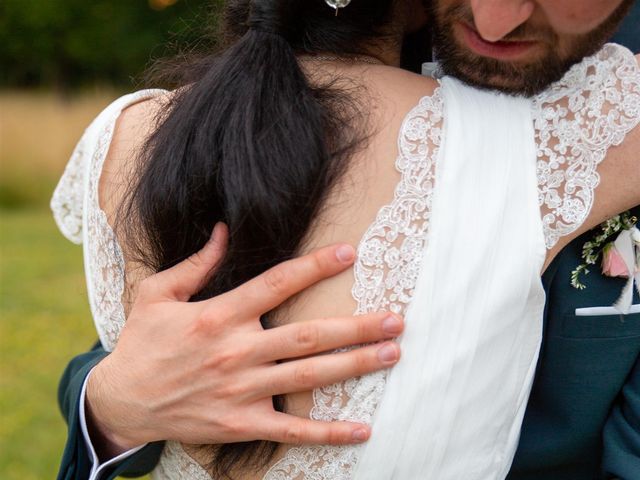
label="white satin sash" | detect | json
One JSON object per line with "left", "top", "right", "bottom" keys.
{"left": 353, "top": 77, "right": 547, "bottom": 479}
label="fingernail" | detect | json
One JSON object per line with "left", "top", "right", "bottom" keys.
{"left": 352, "top": 428, "right": 369, "bottom": 442}
{"left": 378, "top": 342, "right": 399, "bottom": 364}
{"left": 336, "top": 245, "right": 355, "bottom": 263}
{"left": 382, "top": 315, "right": 402, "bottom": 334}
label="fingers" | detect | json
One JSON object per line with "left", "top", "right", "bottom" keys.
{"left": 147, "top": 223, "right": 229, "bottom": 301}
{"left": 256, "top": 341, "right": 400, "bottom": 398}
{"left": 223, "top": 244, "right": 356, "bottom": 318}
{"left": 254, "top": 312, "right": 404, "bottom": 363}
{"left": 260, "top": 412, "right": 371, "bottom": 445}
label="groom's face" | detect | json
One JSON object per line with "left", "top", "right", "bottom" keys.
{"left": 430, "top": 0, "right": 633, "bottom": 96}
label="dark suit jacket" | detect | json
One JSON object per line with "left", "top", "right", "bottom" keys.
{"left": 508, "top": 207, "right": 640, "bottom": 480}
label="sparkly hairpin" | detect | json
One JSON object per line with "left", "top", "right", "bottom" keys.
{"left": 325, "top": 0, "right": 352, "bottom": 16}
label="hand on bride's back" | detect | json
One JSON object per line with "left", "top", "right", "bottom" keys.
{"left": 85, "top": 223, "right": 403, "bottom": 459}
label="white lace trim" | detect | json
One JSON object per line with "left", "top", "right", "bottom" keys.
{"left": 84, "top": 113, "right": 128, "bottom": 352}
{"left": 534, "top": 43, "right": 640, "bottom": 249}
{"left": 262, "top": 89, "right": 444, "bottom": 480}
{"left": 51, "top": 132, "right": 88, "bottom": 244}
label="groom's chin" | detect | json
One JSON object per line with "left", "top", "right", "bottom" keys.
{"left": 432, "top": 34, "right": 559, "bottom": 97}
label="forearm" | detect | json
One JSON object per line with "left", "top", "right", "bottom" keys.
{"left": 83, "top": 366, "right": 147, "bottom": 462}
{"left": 59, "top": 342, "right": 136, "bottom": 460}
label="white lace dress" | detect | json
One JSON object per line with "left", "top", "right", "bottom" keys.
{"left": 52, "top": 44, "right": 640, "bottom": 479}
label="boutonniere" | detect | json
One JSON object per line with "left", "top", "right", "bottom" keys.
{"left": 571, "top": 211, "right": 640, "bottom": 314}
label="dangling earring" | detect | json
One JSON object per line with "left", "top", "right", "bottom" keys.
{"left": 325, "top": 0, "right": 352, "bottom": 16}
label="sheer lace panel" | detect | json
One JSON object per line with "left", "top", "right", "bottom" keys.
{"left": 533, "top": 43, "right": 640, "bottom": 249}
{"left": 51, "top": 132, "right": 88, "bottom": 244}
{"left": 261, "top": 88, "right": 444, "bottom": 480}
{"left": 153, "top": 442, "right": 212, "bottom": 480}
{"left": 85, "top": 115, "right": 128, "bottom": 351}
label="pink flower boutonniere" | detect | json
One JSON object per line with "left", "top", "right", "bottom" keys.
{"left": 602, "top": 242, "right": 632, "bottom": 278}
{"left": 571, "top": 211, "right": 640, "bottom": 314}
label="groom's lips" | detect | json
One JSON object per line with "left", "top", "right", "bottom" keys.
{"left": 457, "top": 22, "right": 538, "bottom": 61}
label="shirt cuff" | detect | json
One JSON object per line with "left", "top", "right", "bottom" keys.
{"left": 79, "top": 367, "right": 147, "bottom": 480}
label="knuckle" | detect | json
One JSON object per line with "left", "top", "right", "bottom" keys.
{"left": 209, "top": 348, "right": 242, "bottom": 372}
{"left": 191, "top": 305, "right": 233, "bottom": 337}
{"left": 326, "top": 426, "right": 347, "bottom": 445}
{"left": 217, "top": 379, "right": 251, "bottom": 399}
{"left": 216, "top": 413, "right": 246, "bottom": 439}
{"left": 186, "top": 251, "right": 203, "bottom": 268}
{"left": 283, "top": 424, "right": 304, "bottom": 444}
{"left": 309, "top": 249, "right": 332, "bottom": 275}
{"left": 295, "top": 323, "right": 320, "bottom": 352}
{"left": 354, "top": 350, "right": 373, "bottom": 373}
{"left": 188, "top": 313, "right": 217, "bottom": 337}
{"left": 356, "top": 317, "right": 371, "bottom": 340}
{"left": 263, "top": 267, "right": 288, "bottom": 296}
{"left": 293, "top": 364, "right": 316, "bottom": 388}
{"left": 203, "top": 301, "right": 235, "bottom": 325}
{"left": 310, "top": 250, "right": 326, "bottom": 272}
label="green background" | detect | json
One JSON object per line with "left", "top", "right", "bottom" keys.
{"left": 0, "top": 1, "right": 214, "bottom": 478}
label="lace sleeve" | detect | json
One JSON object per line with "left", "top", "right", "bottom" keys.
{"left": 50, "top": 89, "right": 167, "bottom": 350}
{"left": 51, "top": 115, "right": 99, "bottom": 244}
{"left": 533, "top": 43, "right": 640, "bottom": 249}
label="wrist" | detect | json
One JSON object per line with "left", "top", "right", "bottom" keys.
{"left": 85, "top": 358, "right": 148, "bottom": 457}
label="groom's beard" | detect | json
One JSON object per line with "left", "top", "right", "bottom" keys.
{"left": 429, "top": 0, "right": 633, "bottom": 97}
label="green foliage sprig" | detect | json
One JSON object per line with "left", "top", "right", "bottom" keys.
{"left": 571, "top": 211, "right": 637, "bottom": 289}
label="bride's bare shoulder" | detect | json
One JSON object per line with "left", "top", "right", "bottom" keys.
{"left": 99, "top": 90, "right": 172, "bottom": 220}
{"left": 367, "top": 65, "right": 440, "bottom": 112}
{"left": 106, "top": 90, "right": 172, "bottom": 169}
{"left": 97, "top": 90, "right": 174, "bottom": 304}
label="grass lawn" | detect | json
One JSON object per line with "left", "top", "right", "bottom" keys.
{"left": 0, "top": 208, "right": 96, "bottom": 478}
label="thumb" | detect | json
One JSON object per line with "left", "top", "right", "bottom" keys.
{"left": 153, "top": 222, "right": 229, "bottom": 301}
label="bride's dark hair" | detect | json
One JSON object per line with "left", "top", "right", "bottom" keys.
{"left": 122, "top": 0, "right": 404, "bottom": 476}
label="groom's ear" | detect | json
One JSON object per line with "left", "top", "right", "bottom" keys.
{"left": 401, "top": 25, "right": 433, "bottom": 73}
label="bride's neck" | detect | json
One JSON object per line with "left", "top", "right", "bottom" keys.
{"left": 298, "top": 40, "right": 403, "bottom": 68}
{"left": 366, "top": 34, "right": 404, "bottom": 67}
{"left": 367, "top": 40, "right": 403, "bottom": 67}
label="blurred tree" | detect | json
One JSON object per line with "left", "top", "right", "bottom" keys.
{"left": 0, "top": 0, "right": 220, "bottom": 90}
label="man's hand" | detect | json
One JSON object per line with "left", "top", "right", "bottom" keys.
{"left": 86, "top": 223, "right": 403, "bottom": 458}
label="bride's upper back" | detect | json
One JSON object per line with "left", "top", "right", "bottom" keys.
{"left": 98, "top": 61, "right": 440, "bottom": 309}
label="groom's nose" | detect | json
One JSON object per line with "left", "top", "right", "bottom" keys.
{"left": 470, "top": 0, "right": 535, "bottom": 42}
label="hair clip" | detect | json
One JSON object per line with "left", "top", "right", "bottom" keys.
{"left": 325, "top": 0, "right": 352, "bottom": 16}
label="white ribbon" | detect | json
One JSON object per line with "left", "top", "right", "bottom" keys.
{"left": 613, "top": 226, "right": 640, "bottom": 314}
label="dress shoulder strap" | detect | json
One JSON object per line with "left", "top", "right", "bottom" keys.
{"left": 51, "top": 89, "right": 167, "bottom": 244}
{"left": 533, "top": 43, "right": 640, "bottom": 248}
